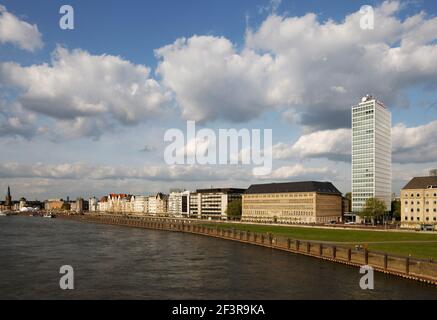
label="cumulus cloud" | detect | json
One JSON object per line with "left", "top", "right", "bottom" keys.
{"left": 155, "top": 1, "right": 437, "bottom": 130}
{"left": 156, "top": 36, "right": 278, "bottom": 123}
{"left": 0, "top": 100, "right": 43, "bottom": 138}
{"left": 0, "top": 5, "right": 43, "bottom": 51}
{"left": 392, "top": 120, "right": 437, "bottom": 163}
{"left": 260, "top": 164, "right": 333, "bottom": 180}
{"left": 0, "top": 47, "right": 172, "bottom": 138}
{"left": 0, "top": 162, "right": 245, "bottom": 182}
{"left": 273, "top": 129, "right": 351, "bottom": 162}
{"left": 275, "top": 120, "right": 437, "bottom": 164}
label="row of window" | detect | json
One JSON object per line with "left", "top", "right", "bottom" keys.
{"left": 404, "top": 216, "right": 437, "bottom": 222}
{"left": 404, "top": 193, "right": 437, "bottom": 198}
{"left": 406, "top": 208, "right": 437, "bottom": 213}
{"left": 405, "top": 200, "right": 437, "bottom": 205}
{"left": 244, "top": 193, "right": 315, "bottom": 198}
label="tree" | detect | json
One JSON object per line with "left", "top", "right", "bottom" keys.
{"left": 226, "top": 199, "right": 242, "bottom": 220}
{"left": 391, "top": 200, "right": 401, "bottom": 221}
{"left": 359, "top": 197, "right": 387, "bottom": 225}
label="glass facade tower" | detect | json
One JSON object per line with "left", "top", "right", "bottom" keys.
{"left": 352, "top": 95, "right": 392, "bottom": 213}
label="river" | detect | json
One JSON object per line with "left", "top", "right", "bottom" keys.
{"left": 0, "top": 216, "right": 436, "bottom": 299}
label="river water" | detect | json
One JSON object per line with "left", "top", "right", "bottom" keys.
{"left": 0, "top": 216, "right": 436, "bottom": 300}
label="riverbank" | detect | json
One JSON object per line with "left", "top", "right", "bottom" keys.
{"left": 200, "top": 222, "right": 437, "bottom": 260}
{"left": 61, "top": 214, "right": 437, "bottom": 286}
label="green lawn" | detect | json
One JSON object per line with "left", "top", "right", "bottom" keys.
{"left": 201, "top": 223, "right": 437, "bottom": 260}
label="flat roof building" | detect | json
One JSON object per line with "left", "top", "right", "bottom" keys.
{"left": 242, "top": 181, "right": 343, "bottom": 224}
{"left": 189, "top": 188, "right": 245, "bottom": 220}
{"left": 352, "top": 95, "right": 392, "bottom": 215}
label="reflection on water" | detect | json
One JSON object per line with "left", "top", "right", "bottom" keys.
{"left": 0, "top": 216, "right": 436, "bottom": 300}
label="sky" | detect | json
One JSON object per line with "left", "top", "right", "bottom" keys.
{"left": 0, "top": 0, "right": 436, "bottom": 200}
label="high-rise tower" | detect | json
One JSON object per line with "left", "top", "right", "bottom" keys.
{"left": 352, "top": 95, "right": 392, "bottom": 213}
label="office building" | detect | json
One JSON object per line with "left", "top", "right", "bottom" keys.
{"left": 242, "top": 181, "right": 342, "bottom": 224}
{"left": 352, "top": 95, "right": 392, "bottom": 215}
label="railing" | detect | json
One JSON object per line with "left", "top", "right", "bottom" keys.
{"left": 66, "top": 214, "right": 437, "bottom": 285}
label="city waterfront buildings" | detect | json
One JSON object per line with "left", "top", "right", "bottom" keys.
{"left": 352, "top": 95, "right": 392, "bottom": 217}
{"left": 89, "top": 197, "right": 98, "bottom": 212}
{"left": 241, "top": 181, "right": 343, "bottom": 224}
{"left": 189, "top": 188, "right": 245, "bottom": 220}
{"left": 401, "top": 174, "right": 437, "bottom": 230}
{"left": 45, "top": 199, "right": 65, "bottom": 211}
{"left": 168, "top": 190, "right": 190, "bottom": 217}
{"left": 148, "top": 193, "right": 168, "bottom": 215}
{"left": 131, "top": 196, "right": 149, "bottom": 214}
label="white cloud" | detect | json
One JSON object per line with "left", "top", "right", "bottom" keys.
{"left": 155, "top": 1, "right": 437, "bottom": 130}
{"left": 156, "top": 36, "right": 279, "bottom": 123}
{"left": 274, "top": 120, "right": 437, "bottom": 164}
{"left": 0, "top": 5, "right": 43, "bottom": 51}
{"left": 0, "top": 162, "right": 244, "bottom": 182}
{"left": 0, "top": 100, "right": 43, "bottom": 138}
{"left": 261, "top": 164, "right": 332, "bottom": 180}
{"left": 273, "top": 129, "right": 351, "bottom": 161}
{"left": 0, "top": 47, "right": 172, "bottom": 138}
{"left": 392, "top": 120, "right": 437, "bottom": 163}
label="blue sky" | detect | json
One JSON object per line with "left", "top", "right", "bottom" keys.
{"left": 0, "top": 0, "right": 436, "bottom": 199}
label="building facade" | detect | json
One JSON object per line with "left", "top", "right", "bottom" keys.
{"left": 352, "top": 95, "right": 392, "bottom": 215}
{"left": 89, "top": 197, "right": 98, "bottom": 212}
{"left": 401, "top": 176, "right": 437, "bottom": 230}
{"left": 148, "top": 193, "right": 168, "bottom": 215}
{"left": 168, "top": 190, "right": 190, "bottom": 217}
{"left": 131, "top": 196, "right": 149, "bottom": 214}
{"left": 45, "top": 199, "right": 65, "bottom": 211}
{"left": 242, "top": 181, "right": 343, "bottom": 224}
{"left": 189, "top": 188, "right": 245, "bottom": 220}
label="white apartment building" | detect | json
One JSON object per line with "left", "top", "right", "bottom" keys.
{"left": 88, "top": 197, "right": 98, "bottom": 212}
{"left": 168, "top": 190, "right": 190, "bottom": 217}
{"left": 189, "top": 188, "right": 245, "bottom": 220}
{"left": 132, "top": 196, "right": 148, "bottom": 214}
{"left": 148, "top": 193, "right": 168, "bottom": 215}
{"left": 352, "top": 95, "right": 392, "bottom": 214}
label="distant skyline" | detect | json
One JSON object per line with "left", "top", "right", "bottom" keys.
{"left": 0, "top": 0, "right": 437, "bottom": 200}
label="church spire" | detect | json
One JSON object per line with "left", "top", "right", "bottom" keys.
{"left": 7, "top": 185, "right": 10, "bottom": 197}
